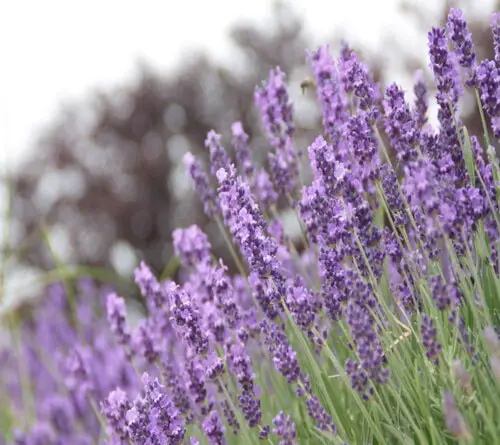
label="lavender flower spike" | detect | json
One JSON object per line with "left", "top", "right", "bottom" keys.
{"left": 203, "top": 410, "right": 226, "bottom": 445}
{"left": 168, "top": 284, "right": 209, "bottom": 356}
{"left": 173, "top": 225, "right": 212, "bottom": 269}
{"left": 447, "top": 8, "right": 476, "bottom": 69}
{"left": 491, "top": 12, "right": 500, "bottom": 65}
{"left": 231, "top": 121, "right": 254, "bottom": 180}
{"left": 106, "top": 293, "right": 131, "bottom": 347}
{"left": 442, "top": 392, "right": 472, "bottom": 442}
{"left": 205, "top": 130, "right": 231, "bottom": 176}
{"left": 184, "top": 152, "right": 219, "bottom": 217}
{"left": 272, "top": 411, "right": 298, "bottom": 445}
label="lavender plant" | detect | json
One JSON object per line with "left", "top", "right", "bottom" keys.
{"left": 3, "top": 7, "right": 500, "bottom": 444}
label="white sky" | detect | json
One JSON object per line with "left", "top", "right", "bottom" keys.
{"left": 1, "top": 0, "right": 496, "bottom": 170}
{"left": 1, "top": 0, "right": 415, "bottom": 169}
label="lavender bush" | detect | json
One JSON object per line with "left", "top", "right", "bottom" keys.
{"left": 3, "top": 8, "right": 500, "bottom": 444}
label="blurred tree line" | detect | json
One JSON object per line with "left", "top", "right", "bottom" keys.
{"left": 6, "top": 0, "right": 499, "bottom": 294}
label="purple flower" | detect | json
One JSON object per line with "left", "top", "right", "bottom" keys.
{"left": 421, "top": 314, "right": 441, "bottom": 364}
{"left": 346, "top": 113, "right": 379, "bottom": 165}
{"left": 204, "top": 261, "right": 240, "bottom": 328}
{"left": 255, "top": 67, "right": 299, "bottom": 196}
{"left": 442, "top": 392, "right": 472, "bottom": 441}
{"left": 173, "top": 225, "right": 212, "bottom": 269}
{"left": 345, "top": 359, "right": 370, "bottom": 398}
{"left": 133, "top": 318, "right": 160, "bottom": 364}
{"left": 44, "top": 395, "right": 74, "bottom": 436}
{"left": 205, "top": 130, "right": 231, "bottom": 176}
{"left": 261, "top": 319, "right": 301, "bottom": 384}
{"left": 205, "top": 357, "right": 225, "bottom": 380}
{"left": 309, "top": 45, "right": 349, "bottom": 143}
{"left": 252, "top": 169, "right": 278, "bottom": 209}
{"left": 185, "top": 358, "right": 209, "bottom": 412}
{"left": 453, "top": 360, "right": 472, "bottom": 393}
{"left": 167, "top": 284, "right": 209, "bottom": 356}
{"left": 231, "top": 121, "right": 254, "bottom": 180}
{"left": 216, "top": 166, "right": 284, "bottom": 290}
{"left": 476, "top": 60, "right": 500, "bottom": 137}
{"left": 203, "top": 410, "right": 226, "bottom": 445}
{"left": 134, "top": 261, "right": 167, "bottom": 309}
{"left": 162, "top": 363, "right": 193, "bottom": 420}
{"left": 491, "top": 13, "right": 500, "bottom": 65}
{"left": 127, "top": 373, "right": 186, "bottom": 445}
{"left": 13, "top": 423, "right": 56, "bottom": 445}
{"left": 428, "top": 27, "right": 458, "bottom": 100}
{"left": 255, "top": 67, "right": 295, "bottom": 144}
{"left": 286, "top": 276, "right": 320, "bottom": 334}
{"left": 184, "top": 152, "right": 219, "bottom": 217}
{"left": 412, "top": 70, "right": 428, "bottom": 128}
{"left": 383, "top": 83, "right": 419, "bottom": 163}
{"left": 272, "top": 412, "right": 298, "bottom": 445}
{"left": 447, "top": 9, "right": 476, "bottom": 69}
{"left": 345, "top": 300, "right": 389, "bottom": 387}
{"left": 430, "top": 275, "right": 461, "bottom": 311}
{"left": 305, "top": 395, "right": 336, "bottom": 433}
{"left": 106, "top": 293, "right": 131, "bottom": 348}
{"left": 101, "top": 388, "right": 131, "bottom": 442}
{"left": 64, "top": 347, "right": 94, "bottom": 397}
{"left": 227, "top": 341, "right": 261, "bottom": 427}
{"left": 403, "top": 157, "right": 439, "bottom": 215}
{"left": 338, "top": 46, "right": 380, "bottom": 119}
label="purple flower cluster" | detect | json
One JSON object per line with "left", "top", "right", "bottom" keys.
{"left": 255, "top": 67, "right": 299, "bottom": 197}
{"left": 6, "top": 8, "right": 500, "bottom": 445}
{"left": 2, "top": 281, "right": 137, "bottom": 443}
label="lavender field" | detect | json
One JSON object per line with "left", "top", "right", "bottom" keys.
{"left": 2, "top": 7, "right": 500, "bottom": 445}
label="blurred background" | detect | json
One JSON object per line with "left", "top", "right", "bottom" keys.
{"left": 1, "top": 0, "right": 498, "bottom": 313}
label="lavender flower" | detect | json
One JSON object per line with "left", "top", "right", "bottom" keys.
{"left": 127, "top": 373, "right": 186, "bottom": 445}
{"left": 452, "top": 360, "right": 472, "bottom": 393}
{"left": 421, "top": 314, "right": 441, "bottom": 364}
{"left": 476, "top": 60, "right": 500, "bottom": 138}
{"left": 167, "top": 284, "right": 209, "bottom": 356}
{"left": 305, "top": 395, "right": 336, "bottom": 433}
{"left": 447, "top": 9, "right": 476, "bottom": 70}
{"left": 106, "top": 293, "right": 131, "bottom": 347}
{"left": 442, "top": 392, "right": 472, "bottom": 442}
{"left": 272, "top": 412, "right": 298, "bottom": 445}
{"left": 184, "top": 152, "right": 219, "bottom": 217}
{"left": 428, "top": 27, "right": 459, "bottom": 101}
{"left": 255, "top": 67, "right": 299, "bottom": 196}
{"left": 134, "top": 318, "right": 160, "bottom": 364}
{"left": 383, "top": 83, "right": 418, "bottom": 163}
{"left": 491, "top": 13, "right": 500, "bottom": 65}
{"left": 413, "top": 70, "right": 428, "bottom": 128}
{"left": 309, "top": 45, "right": 349, "bottom": 143}
{"left": 231, "top": 121, "right": 254, "bottom": 180}
{"left": 134, "top": 261, "right": 167, "bottom": 309}
{"left": 339, "top": 46, "right": 380, "bottom": 119}
{"left": 227, "top": 341, "right": 261, "bottom": 427}
{"left": 261, "top": 319, "right": 301, "bottom": 385}
{"left": 173, "top": 225, "right": 212, "bottom": 269}
{"left": 203, "top": 410, "right": 226, "bottom": 445}
{"left": 205, "top": 130, "right": 231, "bottom": 175}
{"left": 101, "top": 388, "right": 131, "bottom": 442}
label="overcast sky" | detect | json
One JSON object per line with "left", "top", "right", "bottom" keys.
{"left": 2, "top": 0, "right": 496, "bottom": 171}
{"left": 1, "top": 0, "right": 421, "bottom": 169}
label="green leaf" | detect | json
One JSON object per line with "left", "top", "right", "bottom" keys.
{"left": 461, "top": 126, "right": 475, "bottom": 187}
